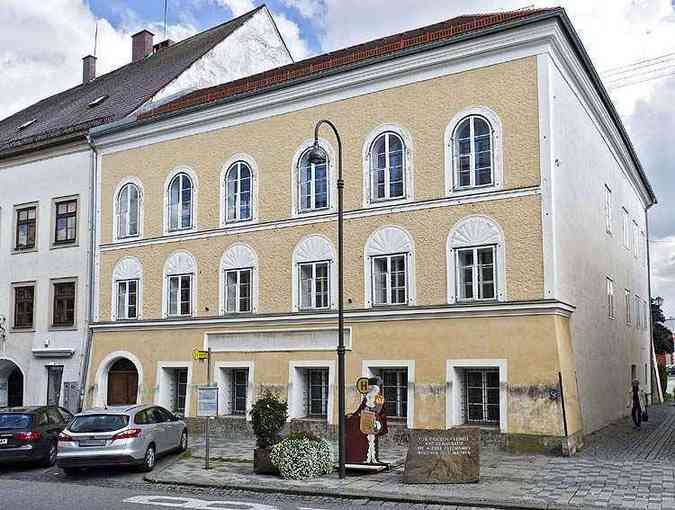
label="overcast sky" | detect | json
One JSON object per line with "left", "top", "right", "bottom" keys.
{"left": 2, "top": 0, "right": 675, "bottom": 315}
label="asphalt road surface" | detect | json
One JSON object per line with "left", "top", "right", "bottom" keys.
{"left": 0, "top": 454, "right": 497, "bottom": 510}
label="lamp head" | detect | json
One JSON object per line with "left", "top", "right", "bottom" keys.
{"left": 307, "top": 142, "right": 326, "bottom": 165}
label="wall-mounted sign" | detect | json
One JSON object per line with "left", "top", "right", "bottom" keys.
{"left": 197, "top": 385, "right": 218, "bottom": 417}
{"left": 192, "top": 349, "right": 208, "bottom": 361}
{"left": 355, "top": 377, "right": 370, "bottom": 395}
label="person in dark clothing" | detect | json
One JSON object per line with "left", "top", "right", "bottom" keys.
{"left": 630, "top": 379, "right": 643, "bottom": 430}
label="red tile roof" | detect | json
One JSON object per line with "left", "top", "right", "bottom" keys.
{"left": 139, "top": 7, "right": 560, "bottom": 120}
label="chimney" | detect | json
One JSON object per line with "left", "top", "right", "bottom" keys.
{"left": 132, "top": 29, "right": 154, "bottom": 62}
{"left": 82, "top": 55, "right": 97, "bottom": 84}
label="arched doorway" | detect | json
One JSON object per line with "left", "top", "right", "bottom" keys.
{"left": 107, "top": 358, "right": 138, "bottom": 406}
{"left": 0, "top": 360, "right": 23, "bottom": 408}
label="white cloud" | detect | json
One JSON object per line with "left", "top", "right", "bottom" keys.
{"left": 213, "top": 0, "right": 256, "bottom": 17}
{"left": 273, "top": 13, "right": 311, "bottom": 60}
{"left": 280, "top": 0, "right": 322, "bottom": 19}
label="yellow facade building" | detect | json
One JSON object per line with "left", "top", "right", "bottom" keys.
{"left": 86, "top": 8, "right": 655, "bottom": 453}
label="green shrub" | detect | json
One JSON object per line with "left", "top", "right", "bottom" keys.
{"left": 270, "top": 436, "right": 333, "bottom": 480}
{"left": 250, "top": 390, "right": 288, "bottom": 449}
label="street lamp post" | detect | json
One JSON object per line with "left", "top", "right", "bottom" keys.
{"left": 308, "top": 120, "right": 346, "bottom": 479}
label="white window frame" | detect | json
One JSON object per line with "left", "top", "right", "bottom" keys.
{"left": 607, "top": 277, "right": 615, "bottom": 319}
{"left": 625, "top": 289, "right": 631, "bottom": 325}
{"left": 447, "top": 215, "right": 506, "bottom": 303}
{"left": 371, "top": 253, "right": 408, "bottom": 306}
{"left": 219, "top": 243, "right": 258, "bottom": 315}
{"left": 444, "top": 106, "right": 503, "bottom": 196}
{"left": 224, "top": 268, "right": 253, "bottom": 313}
{"left": 290, "top": 139, "right": 336, "bottom": 218}
{"left": 215, "top": 361, "right": 255, "bottom": 420}
{"left": 288, "top": 360, "right": 335, "bottom": 424}
{"left": 622, "top": 208, "right": 630, "bottom": 250}
{"left": 111, "top": 256, "right": 143, "bottom": 321}
{"left": 455, "top": 245, "right": 497, "bottom": 302}
{"left": 162, "top": 251, "right": 197, "bottom": 318}
{"left": 220, "top": 154, "right": 257, "bottom": 227}
{"left": 364, "top": 226, "right": 415, "bottom": 308}
{"left": 446, "top": 359, "right": 507, "bottom": 433}
{"left": 362, "top": 360, "right": 415, "bottom": 428}
{"left": 167, "top": 274, "right": 192, "bottom": 317}
{"left": 298, "top": 260, "right": 331, "bottom": 311}
{"left": 362, "top": 125, "right": 414, "bottom": 207}
{"left": 632, "top": 220, "right": 639, "bottom": 259}
{"left": 604, "top": 184, "right": 612, "bottom": 235}
{"left": 116, "top": 279, "right": 139, "bottom": 320}
{"left": 114, "top": 180, "right": 142, "bottom": 240}
{"left": 635, "top": 295, "right": 641, "bottom": 329}
{"left": 163, "top": 167, "right": 198, "bottom": 235}
{"left": 292, "top": 235, "right": 336, "bottom": 311}
{"left": 155, "top": 361, "right": 193, "bottom": 418}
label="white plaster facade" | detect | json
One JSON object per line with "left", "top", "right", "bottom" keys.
{"left": 538, "top": 53, "right": 653, "bottom": 434}
{"left": 0, "top": 146, "right": 91, "bottom": 410}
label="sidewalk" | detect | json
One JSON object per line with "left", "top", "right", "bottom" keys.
{"left": 147, "top": 404, "right": 675, "bottom": 509}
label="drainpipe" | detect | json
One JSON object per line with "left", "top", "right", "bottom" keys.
{"left": 645, "top": 204, "right": 663, "bottom": 404}
{"left": 79, "top": 134, "right": 99, "bottom": 411}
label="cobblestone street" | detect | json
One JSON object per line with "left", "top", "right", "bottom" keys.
{"left": 155, "top": 404, "right": 675, "bottom": 509}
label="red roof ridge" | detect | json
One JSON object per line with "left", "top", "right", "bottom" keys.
{"left": 138, "top": 7, "right": 560, "bottom": 121}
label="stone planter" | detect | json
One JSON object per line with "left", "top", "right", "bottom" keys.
{"left": 253, "top": 447, "right": 277, "bottom": 474}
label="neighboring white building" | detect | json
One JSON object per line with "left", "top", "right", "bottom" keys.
{"left": 0, "top": 6, "right": 291, "bottom": 411}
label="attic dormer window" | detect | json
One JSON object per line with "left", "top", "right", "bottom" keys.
{"left": 18, "top": 119, "right": 36, "bottom": 131}
{"left": 88, "top": 95, "right": 109, "bottom": 108}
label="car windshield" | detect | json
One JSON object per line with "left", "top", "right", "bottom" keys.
{"left": 0, "top": 414, "right": 32, "bottom": 430}
{"left": 69, "top": 415, "right": 129, "bottom": 433}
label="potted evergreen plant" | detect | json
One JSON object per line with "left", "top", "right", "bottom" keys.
{"left": 250, "top": 390, "right": 288, "bottom": 474}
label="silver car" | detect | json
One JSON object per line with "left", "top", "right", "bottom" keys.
{"left": 57, "top": 404, "right": 188, "bottom": 474}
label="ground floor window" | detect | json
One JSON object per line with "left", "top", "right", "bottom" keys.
{"left": 231, "top": 369, "right": 248, "bottom": 415}
{"left": 379, "top": 368, "right": 408, "bottom": 418}
{"left": 465, "top": 368, "right": 500, "bottom": 424}
{"left": 306, "top": 368, "right": 329, "bottom": 418}
{"left": 46, "top": 365, "right": 64, "bottom": 406}
{"left": 173, "top": 368, "right": 188, "bottom": 416}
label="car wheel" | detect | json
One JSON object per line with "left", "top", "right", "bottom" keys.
{"left": 141, "top": 445, "right": 156, "bottom": 473}
{"left": 41, "top": 442, "right": 57, "bottom": 467}
{"left": 62, "top": 467, "right": 79, "bottom": 476}
{"left": 178, "top": 430, "right": 188, "bottom": 452}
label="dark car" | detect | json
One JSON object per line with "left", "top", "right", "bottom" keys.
{"left": 0, "top": 406, "right": 74, "bottom": 467}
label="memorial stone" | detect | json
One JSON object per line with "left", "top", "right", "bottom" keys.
{"left": 403, "top": 427, "right": 480, "bottom": 483}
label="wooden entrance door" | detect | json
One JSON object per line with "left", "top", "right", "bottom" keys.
{"left": 107, "top": 359, "right": 138, "bottom": 405}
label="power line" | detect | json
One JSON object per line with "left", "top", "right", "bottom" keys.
{"left": 602, "top": 52, "right": 675, "bottom": 77}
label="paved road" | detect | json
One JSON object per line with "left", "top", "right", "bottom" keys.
{"left": 0, "top": 455, "right": 496, "bottom": 510}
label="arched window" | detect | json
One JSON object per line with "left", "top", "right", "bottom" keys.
{"left": 447, "top": 215, "right": 506, "bottom": 303}
{"left": 168, "top": 173, "right": 193, "bottom": 231}
{"left": 225, "top": 161, "right": 252, "bottom": 222}
{"left": 220, "top": 244, "right": 258, "bottom": 314}
{"left": 292, "top": 235, "right": 336, "bottom": 311}
{"left": 116, "top": 183, "right": 140, "bottom": 239}
{"left": 163, "top": 251, "right": 196, "bottom": 318}
{"left": 453, "top": 115, "right": 494, "bottom": 189}
{"left": 298, "top": 148, "right": 329, "bottom": 212}
{"left": 369, "top": 132, "right": 405, "bottom": 201}
{"left": 112, "top": 256, "right": 143, "bottom": 321}
{"left": 364, "top": 226, "right": 415, "bottom": 307}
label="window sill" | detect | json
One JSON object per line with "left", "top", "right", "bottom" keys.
{"left": 292, "top": 417, "right": 328, "bottom": 423}
{"left": 48, "top": 326, "right": 78, "bottom": 332}
{"left": 12, "top": 248, "right": 38, "bottom": 255}
{"left": 365, "top": 196, "right": 411, "bottom": 208}
{"left": 447, "top": 185, "right": 501, "bottom": 199}
{"left": 50, "top": 242, "right": 79, "bottom": 250}
{"left": 10, "top": 328, "right": 35, "bottom": 333}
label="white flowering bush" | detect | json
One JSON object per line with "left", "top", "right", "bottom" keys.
{"left": 270, "top": 434, "right": 333, "bottom": 480}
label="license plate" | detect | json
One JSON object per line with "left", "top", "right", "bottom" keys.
{"left": 79, "top": 440, "right": 106, "bottom": 447}
{"left": 0, "top": 439, "right": 7, "bottom": 445}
